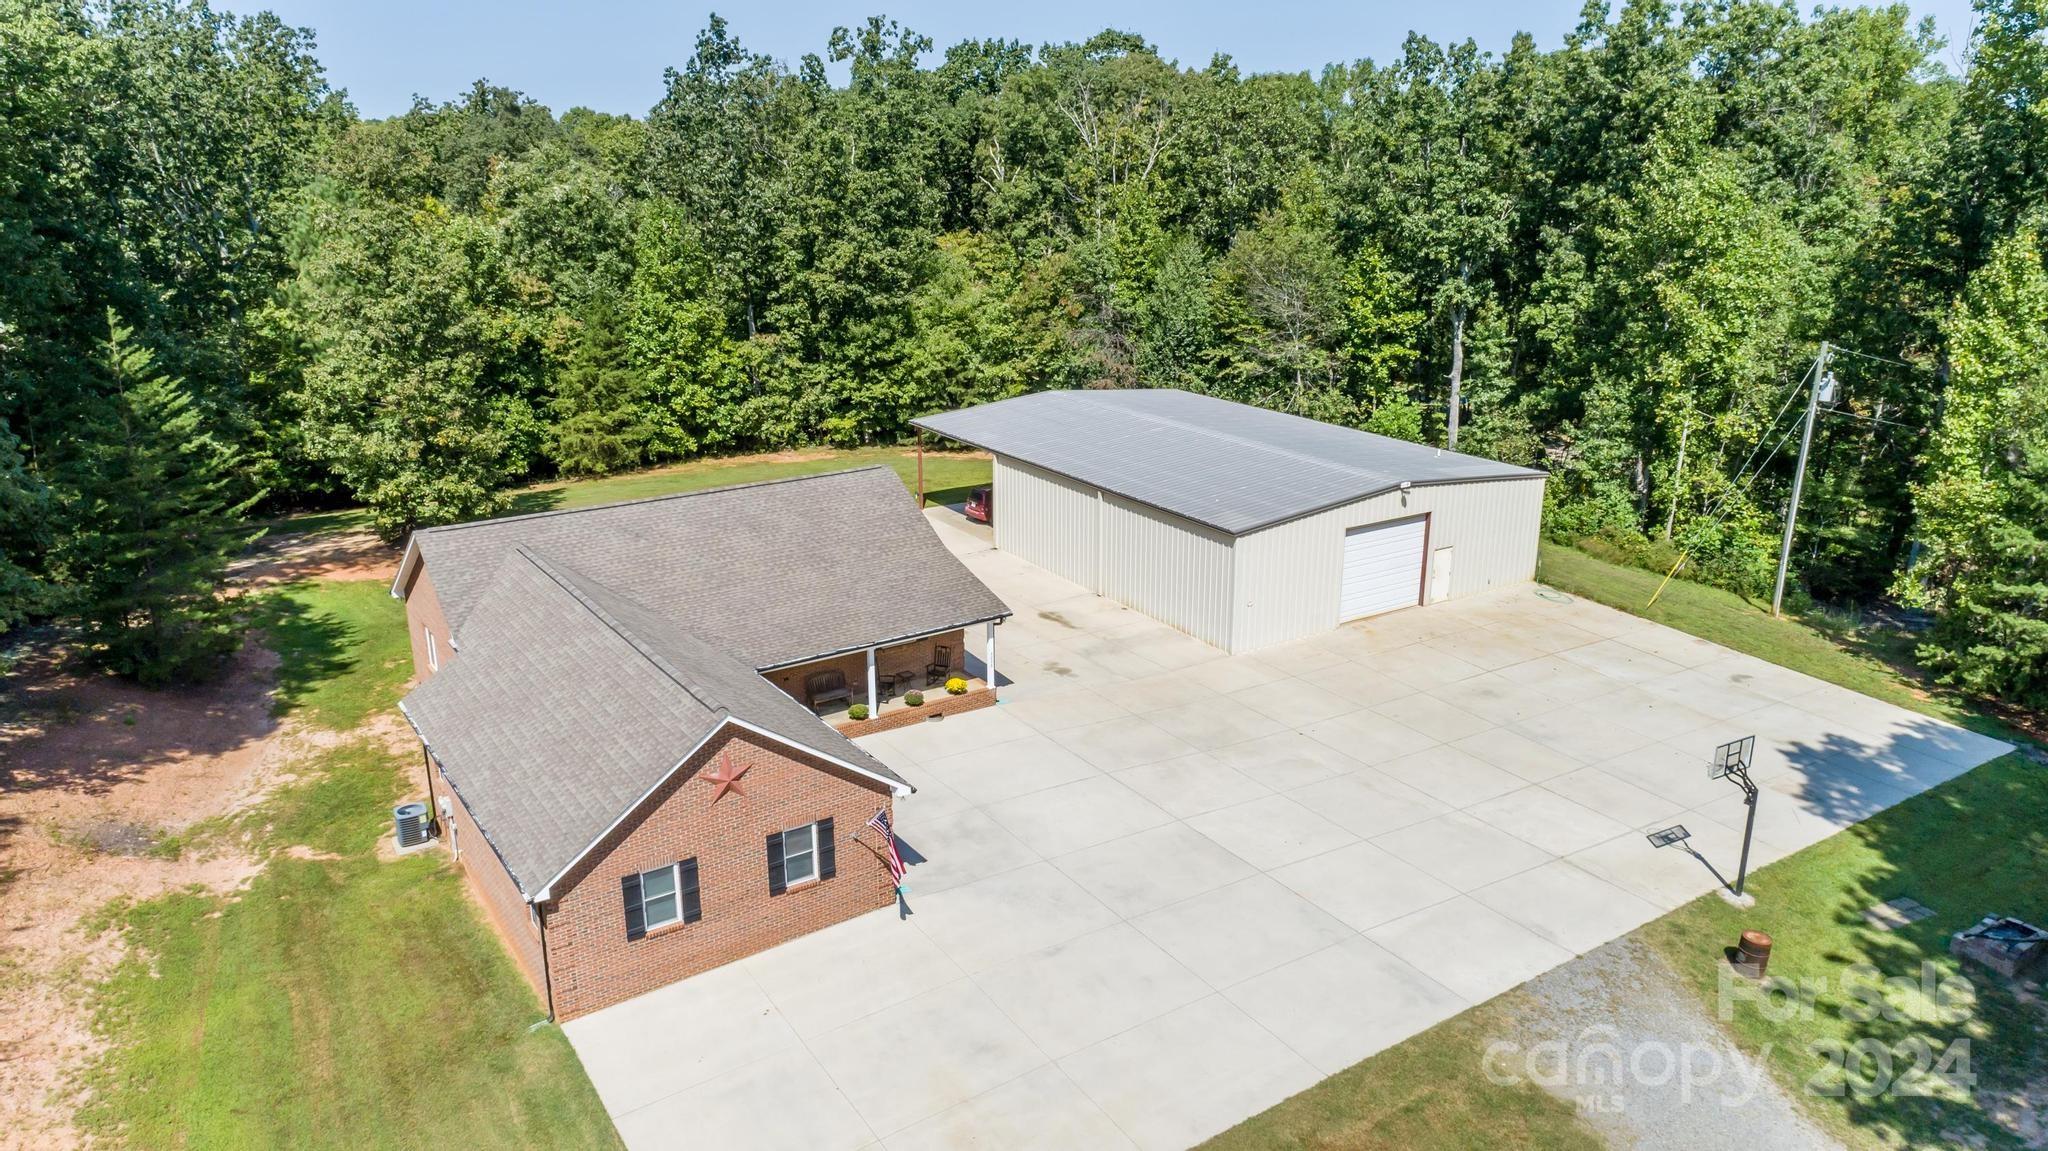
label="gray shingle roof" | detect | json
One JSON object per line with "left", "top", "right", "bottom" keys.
{"left": 912, "top": 389, "right": 1545, "bottom": 535}
{"left": 399, "top": 547, "right": 909, "bottom": 898}
{"left": 406, "top": 466, "right": 1011, "bottom": 669}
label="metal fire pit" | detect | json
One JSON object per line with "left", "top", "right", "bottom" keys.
{"left": 1950, "top": 916, "right": 2048, "bottom": 980}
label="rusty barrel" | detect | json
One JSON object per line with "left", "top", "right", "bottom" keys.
{"left": 1736, "top": 929, "right": 1774, "bottom": 977}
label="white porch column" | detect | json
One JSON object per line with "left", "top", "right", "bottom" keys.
{"left": 984, "top": 621, "right": 998, "bottom": 699}
{"left": 866, "top": 647, "right": 879, "bottom": 714}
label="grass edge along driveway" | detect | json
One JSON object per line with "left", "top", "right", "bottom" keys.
{"left": 1208, "top": 544, "right": 2042, "bottom": 1150}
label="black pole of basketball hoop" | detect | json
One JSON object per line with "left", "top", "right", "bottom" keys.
{"left": 1713, "top": 736, "right": 1760, "bottom": 898}
{"left": 1732, "top": 772, "right": 1758, "bottom": 897}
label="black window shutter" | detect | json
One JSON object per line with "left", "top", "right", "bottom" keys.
{"left": 817, "top": 818, "right": 836, "bottom": 880}
{"left": 679, "top": 858, "right": 702, "bottom": 924}
{"left": 621, "top": 872, "right": 645, "bottom": 941}
{"left": 766, "top": 831, "right": 786, "bottom": 895}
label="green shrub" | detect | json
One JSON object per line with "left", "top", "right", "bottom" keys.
{"left": 846, "top": 703, "right": 869, "bottom": 721}
{"left": 1556, "top": 525, "right": 1776, "bottom": 600}
{"left": 904, "top": 690, "right": 924, "bottom": 707}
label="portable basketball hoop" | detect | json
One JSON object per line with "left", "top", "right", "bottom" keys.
{"left": 1711, "top": 736, "right": 1761, "bottom": 898}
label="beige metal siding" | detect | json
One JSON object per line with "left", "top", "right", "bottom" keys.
{"left": 1231, "top": 476, "right": 1546, "bottom": 653}
{"left": 1099, "top": 494, "right": 1236, "bottom": 648}
{"left": 992, "top": 456, "right": 1100, "bottom": 590}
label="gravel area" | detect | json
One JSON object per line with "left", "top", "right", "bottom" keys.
{"left": 1499, "top": 937, "right": 1843, "bottom": 1151}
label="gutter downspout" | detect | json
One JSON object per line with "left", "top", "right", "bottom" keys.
{"left": 420, "top": 745, "right": 439, "bottom": 837}
{"left": 535, "top": 900, "right": 556, "bottom": 1023}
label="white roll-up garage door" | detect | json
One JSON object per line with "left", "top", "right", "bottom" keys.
{"left": 1339, "top": 517, "right": 1427, "bottom": 621}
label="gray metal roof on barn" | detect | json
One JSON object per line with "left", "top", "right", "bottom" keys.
{"left": 912, "top": 389, "right": 1545, "bottom": 535}
{"left": 400, "top": 466, "right": 1011, "bottom": 669}
{"left": 400, "top": 547, "right": 909, "bottom": 898}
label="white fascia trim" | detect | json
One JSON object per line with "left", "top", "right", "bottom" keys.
{"left": 722, "top": 716, "right": 915, "bottom": 799}
{"left": 529, "top": 716, "right": 910, "bottom": 903}
{"left": 389, "top": 536, "right": 419, "bottom": 599}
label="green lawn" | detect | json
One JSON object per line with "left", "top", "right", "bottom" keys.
{"left": 503, "top": 445, "right": 992, "bottom": 515}
{"left": 1535, "top": 542, "right": 2018, "bottom": 740}
{"left": 81, "top": 576, "right": 620, "bottom": 1150}
{"left": 271, "top": 446, "right": 994, "bottom": 539}
{"left": 79, "top": 741, "right": 620, "bottom": 1150}
{"left": 1201, "top": 997, "right": 1599, "bottom": 1151}
{"left": 249, "top": 579, "right": 411, "bottom": 731}
{"left": 1640, "top": 751, "right": 2048, "bottom": 1149}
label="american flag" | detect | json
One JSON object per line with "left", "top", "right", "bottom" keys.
{"left": 867, "top": 808, "right": 906, "bottom": 888}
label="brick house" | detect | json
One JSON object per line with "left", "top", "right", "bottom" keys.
{"left": 391, "top": 468, "right": 1010, "bottom": 1019}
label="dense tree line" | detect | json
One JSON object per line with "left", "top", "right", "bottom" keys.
{"left": 1, "top": 0, "right": 2043, "bottom": 703}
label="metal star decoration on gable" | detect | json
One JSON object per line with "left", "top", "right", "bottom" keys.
{"left": 704, "top": 751, "right": 749, "bottom": 805}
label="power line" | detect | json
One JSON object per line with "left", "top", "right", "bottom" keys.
{"left": 1708, "top": 357, "right": 1816, "bottom": 514}
{"left": 1826, "top": 343, "right": 1927, "bottom": 371}
{"left": 1649, "top": 339, "right": 1934, "bottom": 610}
{"left": 1824, "top": 408, "right": 1929, "bottom": 433}
{"left": 1648, "top": 343, "right": 1828, "bottom": 609}
{"left": 1702, "top": 355, "right": 1817, "bottom": 523}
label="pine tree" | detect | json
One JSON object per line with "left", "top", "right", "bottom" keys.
{"left": 56, "top": 318, "right": 261, "bottom": 686}
{"left": 548, "top": 299, "right": 658, "bottom": 476}
{"left": 1899, "top": 227, "right": 2048, "bottom": 707}
{"left": 0, "top": 418, "right": 50, "bottom": 629}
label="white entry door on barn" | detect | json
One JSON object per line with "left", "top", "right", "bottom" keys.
{"left": 1339, "top": 517, "right": 1427, "bottom": 621}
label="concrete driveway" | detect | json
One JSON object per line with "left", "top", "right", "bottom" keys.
{"left": 565, "top": 512, "right": 2009, "bottom": 1151}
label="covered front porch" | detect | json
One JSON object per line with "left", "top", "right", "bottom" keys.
{"left": 763, "top": 621, "right": 1002, "bottom": 736}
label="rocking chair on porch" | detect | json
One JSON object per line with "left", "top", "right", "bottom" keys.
{"left": 925, "top": 645, "right": 953, "bottom": 688}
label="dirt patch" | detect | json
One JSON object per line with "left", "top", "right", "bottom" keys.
{"left": 0, "top": 528, "right": 409, "bottom": 1149}
{"left": 2, "top": 639, "right": 281, "bottom": 800}
{"left": 0, "top": 653, "right": 294, "bottom": 1148}
{"left": 63, "top": 819, "right": 162, "bottom": 857}
{"left": 230, "top": 527, "right": 398, "bottom": 586}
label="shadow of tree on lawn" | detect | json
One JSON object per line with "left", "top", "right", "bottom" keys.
{"left": 245, "top": 586, "right": 359, "bottom": 722}
{"left": 1732, "top": 723, "right": 2047, "bottom": 1149}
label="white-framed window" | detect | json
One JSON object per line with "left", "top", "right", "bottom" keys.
{"left": 424, "top": 625, "right": 440, "bottom": 672}
{"left": 622, "top": 858, "right": 699, "bottom": 940}
{"left": 768, "top": 818, "right": 832, "bottom": 895}
{"left": 636, "top": 863, "right": 681, "bottom": 930}
{"left": 782, "top": 822, "right": 818, "bottom": 887}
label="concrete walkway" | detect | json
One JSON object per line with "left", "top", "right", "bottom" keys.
{"left": 565, "top": 512, "right": 2008, "bottom": 1150}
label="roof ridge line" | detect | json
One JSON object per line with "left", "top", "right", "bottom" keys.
{"left": 1063, "top": 390, "right": 1394, "bottom": 483}
{"left": 513, "top": 546, "right": 730, "bottom": 718}
{"left": 418, "top": 464, "right": 898, "bottom": 537}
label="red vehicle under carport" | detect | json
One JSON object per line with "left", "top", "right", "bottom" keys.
{"left": 964, "top": 485, "right": 993, "bottom": 525}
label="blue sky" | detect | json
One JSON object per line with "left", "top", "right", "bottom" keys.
{"left": 219, "top": 0, "right": 1980, "bottom": 118}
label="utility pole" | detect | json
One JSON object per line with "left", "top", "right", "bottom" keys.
{"left": 1446, "top": 298, "right": 1465, "bottom": 452}
{"left": 1771, "top": 342, "right": 1831, "bottom": 618}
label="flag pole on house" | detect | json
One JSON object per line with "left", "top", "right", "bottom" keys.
{"left": 867, "top": 808, "right": 907, "bottom": 895}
